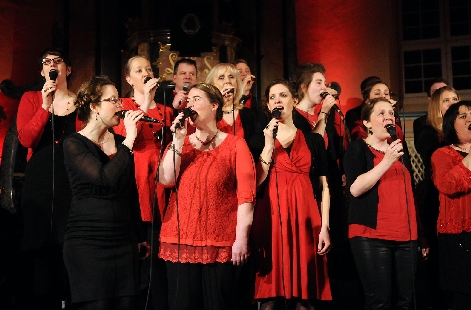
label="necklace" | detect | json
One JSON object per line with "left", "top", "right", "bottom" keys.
{"left": 365, "top": 142, "right": 386, "bottom": 154}
{"left": 223, "top": 109, "right": 234, "bottom": 115}
{"left": 195, "top": 130, "right": 219, "bottom": 146}
{"left": 84, "top": 131, "right": 110, "bottom": 147}
{"left": 452, "top": 144, "right": 470, "bottom": 152}
{"left": 51, "top": 101, "right": 73, "bottom": 144}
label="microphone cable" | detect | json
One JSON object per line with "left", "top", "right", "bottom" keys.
{"left": 144, "top": 89, "right": 170, "bottom": 310}
{"left": 271, "top": 130, "right": 289, "bottom": 310}
{"left": 50, "top": 91, "right": 56, "bottom": 245}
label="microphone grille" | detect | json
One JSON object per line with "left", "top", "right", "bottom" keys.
{"left": 49, "top": 69, "right": 58, "bottom": 81}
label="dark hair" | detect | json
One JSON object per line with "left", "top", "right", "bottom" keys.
{"left": 39, "top": 47, "right": 71, "bottom": 69}
{"left": 262, "top": 79, "right": 298, "bottom": 116}
{"left": 293, "top": 63, "right": 326, "bottom": 101}
{"left": 189, "top": 83, "right": 224, "bottom": 122}
{"left": 75, "top": 75, "right": 115, "bottom": 122}
{"left": 360, "top": 76, "right": 382, "bottom": 93}
{"left": 233, "top": 59, "right": 249, "bottom": 66}
{"left": 443, "top": 100, "right": 471, "bottom": 145}
{"left": 361, "top": 81, "right": 390, "bottom": 102}
{"left": 426, "top": 77, "right": 449, "bottom": 97}
{"left": 361, "top": 97, "right": 391, "bottom": 126}
{"left": 173, "top": 58, "right": 197, "bottom": 76}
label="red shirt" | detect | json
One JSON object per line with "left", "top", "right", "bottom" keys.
{"left": 349, "top": 147, "right": 418, "bottom": 241}
{"left": 159, "top": 134, "right": 256, "bottom": 263}
{"left": 217, "top": 110, "right": 245, "bottom": 138}
{"left": 432, "top": 146, "right": 471, "bottom": 234}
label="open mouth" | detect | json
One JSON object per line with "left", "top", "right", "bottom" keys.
{"left": 468, "top": 123, "right": 471, "bottom": 130}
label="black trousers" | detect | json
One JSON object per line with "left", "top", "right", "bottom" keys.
{"left": 165, "top": 261, "right": 237, "bottom": 310}
{"left": 350, "top": 237, "right": 418, "bottom": 310}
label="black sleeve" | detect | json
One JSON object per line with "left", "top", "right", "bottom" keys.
{"left": 415, "top": 126, "right": 440, "bottom": 162}
{"left": 309, "top": 132, "right": 329, "bottom": 177}
{"left": 343, "top": 140, "right": 367, "bottom": 187}
{"left": 63, "top": 134, "right": 134, "bottom": 187}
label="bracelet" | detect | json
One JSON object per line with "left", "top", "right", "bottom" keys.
{"left": 122, "top": 142, "right": 133, "bottom": 155}
{"left": 319, "top": 111, "right": 329, "bottom": 117}
{"left": 169, "top": 144, "right": 182, "bottom": 156}
{"left": 259, "top": 156, "right": 271, "bottom": 166}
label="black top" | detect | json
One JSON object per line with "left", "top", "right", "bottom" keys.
{"left": 63, "top": 133, "right": 144, "bottom": 242}
{"left": 20, "top": 112, "right": 77, "bottom": 249}
{"left": 343, "top": 139, "right": 413, "bottom": 229}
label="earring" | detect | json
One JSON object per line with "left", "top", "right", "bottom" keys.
{"left": 96, "top": 113, "right": 98, "bottom": 121}
{"left": 367, "top": 128, "right": 373, "bottom": 135}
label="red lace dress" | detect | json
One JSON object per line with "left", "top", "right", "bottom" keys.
{"left": 159, "top": 134, "right": 256, "bottom": 263}
{"left": 253, "top": 130, "right": 332, "bottom": 300}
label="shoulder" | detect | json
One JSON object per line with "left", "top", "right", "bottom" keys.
{"left": 20, "top": 91, "right": 41, "bottom": 103}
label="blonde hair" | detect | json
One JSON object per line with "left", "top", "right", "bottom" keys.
{"left": 205, "top": 63, "right": 244, "bottom": 110}
{"left": 427, "top": 85, "right": 458, "bottom": 133}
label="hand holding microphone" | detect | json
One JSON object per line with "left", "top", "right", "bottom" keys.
{"left": 42, "top": 69, "right": 58, "bottom": 110}
{"left": 385, "top": 124, "right": 403, "bottom": 161}
{"left": 143, "top": 76, "right": 159, "bottom": 94}
{"left": 320, "top": 88, "right": 343, "bottom": 117}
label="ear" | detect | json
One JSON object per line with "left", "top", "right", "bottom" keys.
{"left": 293, "top": 98, "right": 299, "bottom": 105}
{"left": 363, "top": 119, "right": 370, "bottom": 129}
{"left": 211, "top": 102, "right": 218, "bottom": 112}
{"left": 173, "top": 75, "right": 177, "bottom": 84}
{"left": 40, "top": 69, "right": 45, "bottom": 78}
{"left": 300, "top": 83, "right": 307, "bottom": 94}
{"left": 66, "top": 66, "right": 72, "bottom": 76}
{"left": 125, "top": 75, "right": 132, "bottom": 87}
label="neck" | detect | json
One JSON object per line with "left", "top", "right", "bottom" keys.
{"left": 297, "top": 98, "right": 316, "bottom": 112}
{"left": 82, "top": 122, "right": 108, "bottom": 140}
{"left": 365, "top": 135, "right": 388, "bottom": 148}
{"left": 195, "top": 122, "right": 218, "bottom": 136}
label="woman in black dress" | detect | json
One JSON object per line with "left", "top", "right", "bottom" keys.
{"left": 62, "top": 75, "right": 147, "bottom": 310}
{"left": 16, "top": 47, "right": 77, "bottom": 309}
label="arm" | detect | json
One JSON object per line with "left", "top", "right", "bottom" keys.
{"left": 232, "top": 138, "right": 256, "bottom": 265}
{"left": 159, "top": 112, "right": 186, "bottom": 186}
{"left": 312, "top": 95, "right": 336, "bottom": 135}
{"left": 317, "top": 175, "right": 331, "bottom": 255}
{"left": 17, "top": 92, "right": 50, "bottom": 148}
{"left": 349, "top": 140, "right": 404, "bottom": 197}
{"left": 139, "top": 78, "right": 160, "bottom": 113}
{"left": 432, "top": 148, "right": 471, "bottom": 196}
{"left": 255, "top": 119, "right": 278, "bottom": 189}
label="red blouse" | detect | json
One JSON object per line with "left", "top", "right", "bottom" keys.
{"left": 431, "top": 146, "right": 471, "bottom": 234}
{"left": 217, "top": 110, "right": 245, "bottom": 138}
{"left": 349, "top": 147, "right": 418, "bottom": 241}
{"left": 159, "top": 134, "right": 256, "bottom": 263}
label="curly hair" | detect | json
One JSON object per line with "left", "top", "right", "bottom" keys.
{"left": 189, "top": 83, "right": 224, "bottom": 122}
{"left": 75, "top": 75, "right": 115, "bottom": 122}
{"left": 292, "top": 63, "right": 326, "bottom": 101}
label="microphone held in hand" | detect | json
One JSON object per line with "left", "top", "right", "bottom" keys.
{"left": 385, "top": 123, "right": 397, "bottom": 141}
{"left": 144, "top": 76, "right": 151, "bottom": 84}
{"left": 271, "top": 107, "right": 282, "bottom": 139}
{"left": 183, "top": 82, "right": 190, "bottom": 92}
{"left": 116, "top": 110, "right": 162, "bottom": 123}
{"left": 320, "top": 90, "right": 344, "bottom": 117}
{"left": 49, "top": 69, "right": 58, "bottom": 81}
{"left": 175, "top": 107, "right": 196, "bottom": 129}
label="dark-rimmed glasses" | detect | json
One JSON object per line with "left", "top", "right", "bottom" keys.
{"left": 42, "top": 58, "right": 64, "bottom": 65}
{"left": 99, "top": 98, "right": 123, "bottom": 106}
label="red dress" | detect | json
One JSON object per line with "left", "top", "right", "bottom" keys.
{"left": 253, "top": 130, "right": 331, "bottom": 300}
{"left": 218, "top": 110, "right": 245, "bottom": 138}
{"left": 114, "top": 98, "right": 173, "bottom": 222}
{"left": 159, "top": 134, "right": 256, "bottom": 263}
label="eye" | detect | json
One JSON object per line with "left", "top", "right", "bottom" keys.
{"left": 281, "top": 93, "right": 288, "bottom": 98}
{"left": 229, "top": 75, "right": 234, "bottom": 79}
{"left": 146, "top": 68, "right": 153, "bottom": 73}
{"left": 218, "top": 75, "right": 224, "bottom": 80}
{"left": 136, "top": 69, "right": 142, "bottom": 73}
{"left": 269, "top": 95, "right": 275, "bottom": 100}
{"left": 189, "top": 72, "right": 195, "bottom": 76}
{"left": 459, "top": 114, "right": 466, "bottom": 119}
{"left": 389, "top": 111, "right": 394, "bottom": 116}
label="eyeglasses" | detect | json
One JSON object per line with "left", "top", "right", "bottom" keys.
{"left": 99, "top": 98, "right": 123, "bottom": 106}
{"left": 42, "top": 58, "right": 64, "bottom": 65}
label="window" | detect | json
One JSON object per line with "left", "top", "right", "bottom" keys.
{"left": 401, "top": 0, "right": 471, "bottom": 95}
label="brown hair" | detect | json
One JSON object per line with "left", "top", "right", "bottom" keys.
{"left": 262, "top": 79, "right": 298, "bottom": 116}
{"left": 75, "top": 75, "right": 115, "bottom": 123}
{"left": 293, "top": 63, "right": 326, "bottom": 101}
{"left": 190, "top": 83, "right": 224, "bottom": 122}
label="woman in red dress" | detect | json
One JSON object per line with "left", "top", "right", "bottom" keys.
{"left": 344, "top": 98, "right": 418, "bottom": 309}
{"left": 249, "top": 79, "right": 331, "bottom": 309}
{"left": 113, "top": 55, "right": 174, "bottom": 309}
{"left": 158, "top": 82, "right": 256, "bottom": 310}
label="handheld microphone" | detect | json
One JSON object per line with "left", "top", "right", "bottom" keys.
{"left": 183, "top": 82, "right": 190, "bottom": 92}
{"left": 385, "top": 123, "right": 397, "bottom": 141}
{"left": 320, "top": 90, "right": 344, "bottom": 117}
{"left": 49, "top": 69, "right": 58, "bottom": 96}
{"left": 175, "top": 107, "right": 196, "bottom": 129}
{"left": 271, "top": 107, "right": 282, "bottom": 138}
{"left": 116, "top": 110, "right": 162, "bottom": 123}
{"left": 144, "top": 76, "right": 151, "bottom": 84}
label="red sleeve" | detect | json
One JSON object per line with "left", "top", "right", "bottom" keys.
{"left": 235, "top": 137, "right": 256, "bottom": 205}
{"left": 432, "top": 147, "right": 471, "bottom": 196}
{"left": 17, "top": 91, "right": 50, "bottom": 149}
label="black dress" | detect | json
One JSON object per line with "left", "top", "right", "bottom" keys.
{"left": 62, "top": 132, "right": 144, "bottom": 303}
